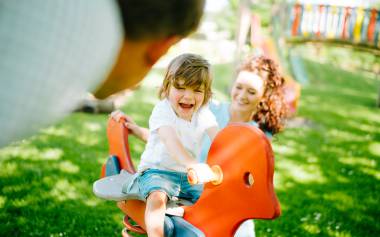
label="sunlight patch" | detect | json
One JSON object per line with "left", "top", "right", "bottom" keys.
{"left": 43, "top": 176, "right": 55, "bottom": 186}
{"left": 328, "top": 129, "right": 363, "bottom": 142}
{"left": 49, "top": 232, "right": 68, "bottom": 237}
{"left": 0, "top": 146, "right": 39, "bottom": 160}
{"left": 12, "top": 198, "right": 29, "bottom": 208}
{"left": 277, "top": 159, "right": 326, "bottom": 183}
{"left": 360, "top": 167, "right": 380, "bottom": 180}
{"left": 324, "top": 191, "right": 354, "bottom": 210}
{"left": 42, "top": 127, "right": 68, "bottom": 136}
{"left": 274, "top": 176, "right": 295, "bottom": 191}
{"left": 326, "top": 226, "right": 351, "bottom": 237}
{"left": 2, "top": 184, "right": 27, "bottom": 195}
{"left": 336, "top": 175, "right": 350, "bottom": 183}
{"left": 346, "top": 120, "right": 377, "bottom": 134}
{"left": 351, "top": 108, "right": 380, "bottom": 123}
{"left": 40, "top": 148, "right": 63, "bottom": 160}
{"left": 76, "top": 134, "right": 99, "bottom": 146}
{"left": 83, "top": 198, "right": 101, "bottom": 207}
{"left": 0, "top": 163, "right": 17, "bottom": 177}
{"left": 84, "top": 122, "right": 101, "bottom": 132}
{"left": 0, "top": 196, "right": 6, "bottom": 208}
{"left": 307, "top": 155, "right": 318, "bottom": 163}
{"left": 58, "top": 161, "right": 79, "bottom": 173}
{"left": 273, "top": 145, "right": 297, "bottom": 156}
{"left": 0, "top": 146, "right": 63, "bottom": 161}
{"left": 339, "top": 156, "right": 376, "bottom": 167}
{"left": 50, "top": 179, "right": 78, "bottom": 201}
{"left": 368, "top": 142, "right": 380, "bottom": 157}
{"left": 302, "top": 223, "right": 321, "bottom": 234}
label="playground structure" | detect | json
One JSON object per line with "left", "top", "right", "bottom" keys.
{"left": 269, "top": 2, "right": 380, "bottom": 105}
{"left": 286, "top": 3, "right": 380, "bottom": 51}
{"left": 93, "top": 118, "right": 281, "bottom": 236}
{"left": 236, "top": 3, "right": 302, "bottom": 117}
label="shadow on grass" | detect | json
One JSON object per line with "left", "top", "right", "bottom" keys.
{"left": 0, "top": 113, "right": 126, "bottom": 236}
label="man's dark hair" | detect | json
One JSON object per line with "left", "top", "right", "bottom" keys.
{"left": 117, "top": 0, "right": 205, "bottom": 40}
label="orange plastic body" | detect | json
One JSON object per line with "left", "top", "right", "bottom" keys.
{"left": 183, "top": 123, "right": 281, "bottom": 236}
{"left": 102, "top": 118, "right": 281, "bottom": 236}
{"left": 101, "top": 118, "right": 136, "bottom": 177}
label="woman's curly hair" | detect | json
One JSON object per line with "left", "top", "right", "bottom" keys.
{"left": 238, "top": 55, "right": 288, "bottom": 135}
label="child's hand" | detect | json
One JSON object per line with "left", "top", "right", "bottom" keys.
{"left": 110, "top": 110, "right": 126, "bottom": 122}
{"left": 110, "top": 110, "right": 148, "bottom": 142}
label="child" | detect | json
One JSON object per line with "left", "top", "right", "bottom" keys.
{"left": 114, "top": 53, "right": 218, "bottom": 237}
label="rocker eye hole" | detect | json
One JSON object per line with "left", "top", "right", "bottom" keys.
{"left": 243, "top": 172, "right": 254, "bottom": 187}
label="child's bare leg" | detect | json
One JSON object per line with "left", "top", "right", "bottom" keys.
{"left": 145, "top": 191, "right": 168, "bottom": 237}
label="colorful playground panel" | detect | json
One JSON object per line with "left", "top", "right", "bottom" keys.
{"left": 288, "top": 3, "right": 380, "bottom": 47}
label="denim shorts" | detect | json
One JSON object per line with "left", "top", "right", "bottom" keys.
{"left": 137, "top": 169, "right": 202, "bottom": 203}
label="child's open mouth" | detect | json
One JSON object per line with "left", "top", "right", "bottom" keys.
{"left": 179, "top": 103, "right": 194, "bottom": 109}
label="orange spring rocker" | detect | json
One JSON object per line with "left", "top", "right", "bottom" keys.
{"left": 93, "top": 118, "right": 281, "bottom": 236}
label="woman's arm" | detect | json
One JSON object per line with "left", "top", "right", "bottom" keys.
{"left": 157, "top": 126, "right": 197, "bottom": 167}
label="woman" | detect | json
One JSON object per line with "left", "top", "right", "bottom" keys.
{"left": 200, "top": 55, "right": 287, "bottom": 236}
{"left": 112, "top": 55, "right": 287, "bottom": 236}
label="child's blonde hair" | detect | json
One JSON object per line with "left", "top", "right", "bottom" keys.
{"left": 159, "top": 53, "right": 212, "bottom": 105}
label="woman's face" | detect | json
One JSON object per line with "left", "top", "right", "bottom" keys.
{"left": 230, "top": 71, "right": 265, "bottom": 114}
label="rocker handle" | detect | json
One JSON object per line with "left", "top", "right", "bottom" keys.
{"left": 187, "top": 164, "right": 223, "bottom": 185}
{"left": 104, "top": 117, "right": 136, "bottom": 175}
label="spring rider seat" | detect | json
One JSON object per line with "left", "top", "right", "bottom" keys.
{"left": 93, "top": 118, "right": 281, "bottom": 236}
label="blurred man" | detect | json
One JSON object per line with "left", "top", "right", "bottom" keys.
{"left": 0, "top": 0, "right": 205, "bottom": 147}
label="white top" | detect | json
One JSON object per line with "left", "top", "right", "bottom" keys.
{"left": 138, "top": 99, "right": 217, "bottom": 172}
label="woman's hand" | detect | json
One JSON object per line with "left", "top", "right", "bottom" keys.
{"left": 110, "top": 110, "right": 149, "bottom": 142}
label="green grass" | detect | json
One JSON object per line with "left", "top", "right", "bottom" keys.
{"left": 0, "top": 58, "right": 379, "bottom": 236}
{"left": 255, "top": 59, "right": 380, "bottom": 236}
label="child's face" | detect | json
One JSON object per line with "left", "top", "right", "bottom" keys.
{"left": 167, "top": 79, "right": 205, "bottom": 121}
{"left": 230, "top": 71, "right": 265, "bottom": 115}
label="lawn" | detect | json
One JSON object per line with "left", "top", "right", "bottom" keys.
{"left": 0, "top": 57, "right": 379, "bottom": 236}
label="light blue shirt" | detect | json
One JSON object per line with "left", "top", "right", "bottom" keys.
{"left": 199, "top": 101, "right": 272, "bottom": 163}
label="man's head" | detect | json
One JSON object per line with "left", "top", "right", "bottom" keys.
{"left": 0, "top": 1, "right": 205, "bottom": 147}
{"left": 93, "top": 0, "right": 206, "bottom": 99}
{"left": 117, "top": 0, "right": 205, "bottom": 40}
